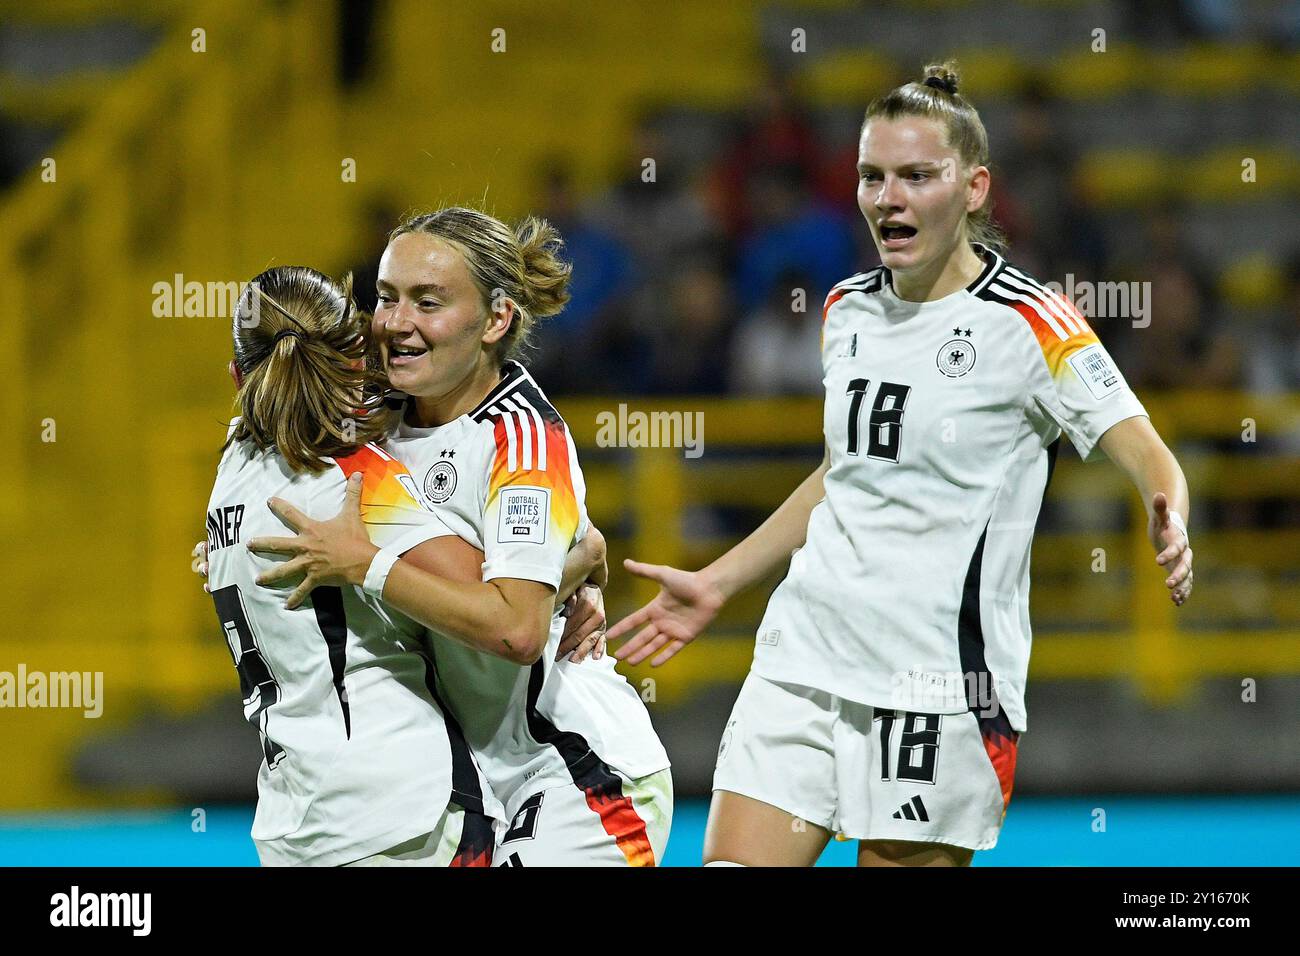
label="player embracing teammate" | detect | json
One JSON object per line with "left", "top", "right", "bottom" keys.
{"left": 203, "top": 266, "right": 505, "bottom": 866}
{"left": 244, "top": 209, "right": 671, "bottom": 866}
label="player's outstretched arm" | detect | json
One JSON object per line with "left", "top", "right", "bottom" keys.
{"left": 609, "top": 447, "right": 831, "bottom": 666}
{"left": 385, "top": 521, "right": 606, "bottom": 663}
{"left": 607, "top": 562, "right": 726, "bottom": 666}
{"left": 1098, "top": 416, "right": 1194, "bottom": 605}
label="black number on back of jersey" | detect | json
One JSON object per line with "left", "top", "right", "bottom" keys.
{"left": 845, "top": 380, "right": 912, "bottom": 463}
{"left": 873, "top": 710, "right": 940, "bottom": 784}
{"left": 211, "top": 584, "right": 285, "bottom": 770}
{"left": 501, "top": 791, "right": 544, "bottom": 845}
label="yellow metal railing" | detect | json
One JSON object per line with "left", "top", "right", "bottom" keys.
{"left": 0, "top": 0, "right": 358, "bottom": 808}
{"left": 0, "top": 0, "right": 350, "bottom": 625}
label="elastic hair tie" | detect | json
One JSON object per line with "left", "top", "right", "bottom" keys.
{"left": 273, "top": 329, "right": 302, "bottom": 344}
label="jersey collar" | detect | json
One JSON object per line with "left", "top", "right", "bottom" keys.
{"left": 388, "top": 361, "right": 529, "bottom": 433}
{"left": 877, "top": 243, "right": 1003, "bottom": 304}
{"left": 467, "top": 360, "right": 528, "bottom": 419}
{"left": 964, "top": 243, "right": 1004, "bottom": 294}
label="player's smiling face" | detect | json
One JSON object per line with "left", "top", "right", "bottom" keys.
{"left": 373, "top": 232, "right": 504, "bottom": 399}
{"left": 856, "top": 117, "right": 985, "bottom": 276}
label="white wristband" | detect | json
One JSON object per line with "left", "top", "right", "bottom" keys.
{"left": 362, "top": 549, "right": 401, "bottom": 599}
{"left": 1167, "top": 509, "right": 1188, "bottom": 540}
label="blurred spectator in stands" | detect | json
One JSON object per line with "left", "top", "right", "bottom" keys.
{"left": 996, "top": 82, "right": 1107, "bottom": 282}
{"left": 577, "top": 111, "right": 724, "bottom": 395}
{"left": 1113, "top": 261, "right": 1240, "bottom": 389}
{"left": 347, "top": 196, "right": 401, "bottom": 314}
{"left": 588, "top": 110, "right": 720, "bottom": 286}
{"left": 530, "top": 161, "right": 634, "bottom": 393}
{"left": 1245, "top": 253, "right": 1300, "bottom": 394}
{"left": 729, "top": 268, "right": 824, "bottom": 396}
{"left": 644, "top": 249, "right": 735, "bottom": 395}
{"left": 1121, "top": 0, "right": 1240, "bottom": 40}
{"left": 711, "top": 68, "right": 822, "bottom": 239}
{"left": 1268, "top": 0, "right": 1300, "bottom": 44}
{"left": 1105, "top": 208, "right": 1238, "bottom": 389}
{"left": 338, "top": 0, "right": 381, "bottom": 88}
{"left": 735, "top": 163, "right": 856, "bottom": 313}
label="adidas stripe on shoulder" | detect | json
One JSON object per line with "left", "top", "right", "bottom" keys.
{"left": 978, "top": 264, "right": 1096, "bottom": 344}
{"left": 823, "top": 267, "right": 886, "bottom": 321}
{"left": 473, "top": 365, "right": 570, "bottom": 477}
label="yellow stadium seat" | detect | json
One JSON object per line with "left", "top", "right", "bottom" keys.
{"left": 795, "top": 50, "right": 899, "bottom": 107}
{"left": 1051, "top": 45, "right": 1148, "bottom": 99}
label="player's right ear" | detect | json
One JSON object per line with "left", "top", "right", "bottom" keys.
{"left": 228, "top": 360, "right": 244, "bottom": 389}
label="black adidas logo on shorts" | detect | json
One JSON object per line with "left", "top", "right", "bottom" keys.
{"left": 893, "top": 795, "right": 929, "bottom": 822}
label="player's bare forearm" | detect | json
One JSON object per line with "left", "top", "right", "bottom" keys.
{"left": 381, "top": 561, "right": 555, "bottom": 665}
{"left": 609, "top": 455, "right": 825, "bottom": 664}
{"left": 1099, "top": 417, "right": 1190, "bottom": 524}
{"left": 704, "top": 450, "right": 830, "bottom": 600}
{"left": 560, "top": 525, "right": 607, "bottom": 603}
{"left": 1099, "top": 415, "right": 1194, "bottom": 604}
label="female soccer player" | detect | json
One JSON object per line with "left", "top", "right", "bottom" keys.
{"left": 206, "top": 265, "right": 509, "bottom": 866}
{"left": 608, "top": 63, "right": 1195, "bottom": 867}
{"left": 250, "top": 208, "right": 673, "bottom": 866}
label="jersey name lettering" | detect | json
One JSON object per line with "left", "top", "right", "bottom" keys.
{"left": 206, "top": 504, "right": 245, "bottom": 552}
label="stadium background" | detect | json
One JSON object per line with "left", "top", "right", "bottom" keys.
{"left": 1, "top": 0, "right": 1297, "bottom": 866}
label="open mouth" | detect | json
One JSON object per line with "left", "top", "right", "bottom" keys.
{"left": 387, "top": 342, "right": 428, "bottom": 365}
{"left": 879, "top": 223, "right": 918, "bottom": 248}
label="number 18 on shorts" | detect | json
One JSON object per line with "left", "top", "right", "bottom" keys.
{"left": 713, "top": 672, "right": 1018, "bottom": 851}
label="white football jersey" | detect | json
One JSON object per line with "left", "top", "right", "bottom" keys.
{"left": 205, "top": 438, "right": 499, "bottom": 866}
{"left": 386, "top": 361, "right": 670, "bottom": 819}
{"left": 753, "top": 246, "right": 1148, "bottom": 735}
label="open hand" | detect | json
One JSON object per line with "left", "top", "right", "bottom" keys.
{"left": 246, "top": 472, "right": 378, "bottom": 609}
{"left": 608, "top": 560, "right": 725, "bottom": 666}
{"left": 1149, "top": 491, "right": 1193, "bottom": 606}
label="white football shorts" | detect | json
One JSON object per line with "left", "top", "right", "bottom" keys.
{"left": 342, "top": 802, "right": 496, "bottom": 867}
{"left": 713, "top": 671, "right": 1018, "bottom": 851}
{"left": 494, "top": 767, "right": 673, "bottom": 867}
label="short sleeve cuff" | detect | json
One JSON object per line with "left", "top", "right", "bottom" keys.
{"left": 481, "top": 557, "right": 561, "bottom": 591}
{"left": 1074, "top": 404, "right": 1149, "bottom": 463}
{"left": 373, "top": 521, "right": 454, "bottom": 557}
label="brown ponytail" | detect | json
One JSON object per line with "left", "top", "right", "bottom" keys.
{"left": 228, "top": 266, "right": 393, "bottom": 473}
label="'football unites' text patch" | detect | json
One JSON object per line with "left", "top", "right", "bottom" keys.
{"left": 497, "top": 487, "right": 549, "bottom": 545}
{"left": 1066, "top": 344, "right": 1121, "bottom": 400}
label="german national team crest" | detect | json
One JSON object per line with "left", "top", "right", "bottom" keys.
{"left": 936, "top": 338, "right": 976, "bottom": 378}
{"left": 424, "top": 461, "right": 458, "bottom": 504}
